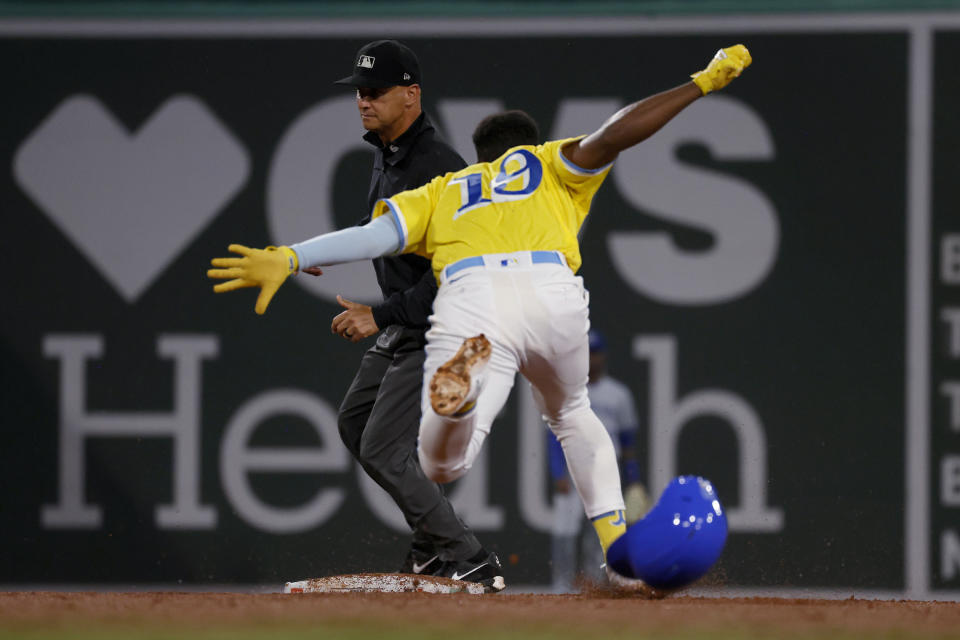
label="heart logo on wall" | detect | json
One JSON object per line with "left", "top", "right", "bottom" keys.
{"left": 14, "top": 94, "right": 250, "bottom": 302}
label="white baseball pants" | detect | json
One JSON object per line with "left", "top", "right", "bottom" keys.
{"left": 417, "top": 251, "right": 625, "bottom": 519}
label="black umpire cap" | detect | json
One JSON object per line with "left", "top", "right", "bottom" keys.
{"left": 334, "top": 40, "right": 421, "bottom": 88}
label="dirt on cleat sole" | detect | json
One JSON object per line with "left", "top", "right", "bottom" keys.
{"left": 430, "top": 334, "right": 491, "bottom": 415}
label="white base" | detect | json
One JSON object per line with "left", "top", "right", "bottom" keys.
{"left": 283, "top": 573, "right": 487, "bottom": 595}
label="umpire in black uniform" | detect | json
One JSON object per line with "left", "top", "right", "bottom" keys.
{"left": 312, "top": 40, "right": 501, "bottom": 590}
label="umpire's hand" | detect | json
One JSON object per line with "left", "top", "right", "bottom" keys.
{"left": 331, "top": 295, "right": 379, "bottom": 342}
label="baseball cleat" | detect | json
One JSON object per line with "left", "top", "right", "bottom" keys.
{"left": 398, "top": 546, "right": 442, "bottom": 576}
{"left": 603, "top": 564, "right": 666, "bottom": 599}
{"left": 436, "top": 549, "right": 506, "bottom": 593}
{"left": 430, "top": 334, "right": 491, "bottom": 416}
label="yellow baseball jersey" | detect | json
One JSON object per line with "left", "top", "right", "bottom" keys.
{"left": 372, "top": 136, "right": 612, "bottom": 282}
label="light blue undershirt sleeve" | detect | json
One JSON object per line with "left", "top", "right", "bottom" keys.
{"left": 290, "top": 215, "right": 403, "bottom": 270}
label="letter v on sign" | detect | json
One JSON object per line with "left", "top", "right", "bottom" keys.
{"left": 14, "top": 94, "right": 249, "bottom": 303}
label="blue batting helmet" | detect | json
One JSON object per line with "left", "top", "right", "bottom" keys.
{"left": 606, "top": 475, "right": 728, "bottom": 590}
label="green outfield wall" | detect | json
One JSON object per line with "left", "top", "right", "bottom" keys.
{"left": 0, "top": 9, "right": 958, "bottom": 599}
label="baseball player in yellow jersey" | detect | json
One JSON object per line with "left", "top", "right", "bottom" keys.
{"left": 209, "top": 45, "right": 751, "bottom": 592}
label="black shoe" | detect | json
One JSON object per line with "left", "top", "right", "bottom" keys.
{"left": 398, "top": 547, "right": 442, "bottom": 576}
{"left": 437, "top": 549, "right": 506, "bottom": 593}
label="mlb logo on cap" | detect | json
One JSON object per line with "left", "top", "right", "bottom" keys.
{"left": 335, "top": 40, "right": 421, "bottom": 88}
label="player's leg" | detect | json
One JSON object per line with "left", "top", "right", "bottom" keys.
{"left": 414, "top": 320, "right": 513, "bottom": 592}
{"left": 417, "top": 334, "right": 517, "bottom": 483}
{"left": 527, "top": 357, "right": 626, "bottom": 547}
{"left": 416, "top": 271, "right": 518, "bottom": 483}
{"left": 518, "top": 267, "right": 626, "bottom": 556}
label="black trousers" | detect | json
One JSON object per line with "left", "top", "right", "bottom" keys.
{"left": 337, "top": 325, "right": 481, "bottom": 562}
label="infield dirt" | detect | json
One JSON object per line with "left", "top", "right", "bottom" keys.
{"left": 1, "top": 591, "right": 960, "bottom": 639}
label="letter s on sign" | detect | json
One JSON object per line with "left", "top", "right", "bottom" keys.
{"left": 609, "top": 95, "right": 778, "bottom": 306}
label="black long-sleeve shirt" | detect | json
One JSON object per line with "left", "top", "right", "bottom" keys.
{"left": 360, "top": 112, "right": 466, "bottom": 331}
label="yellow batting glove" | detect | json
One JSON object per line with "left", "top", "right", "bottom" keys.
{"left": 207, "top": 244, "right": 299, "bottom": 315}
{"left": 691, "top": 44, "right": 752, "bottom": 95}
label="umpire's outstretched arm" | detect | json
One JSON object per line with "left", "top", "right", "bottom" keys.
{"left": 564, "top": 44, "right": 751, "bottom": 171}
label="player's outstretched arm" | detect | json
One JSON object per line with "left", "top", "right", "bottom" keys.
{"left": 207, "top": 215, "right": 402, "bottom": 315}
{"left": 565, "top": 44, "right": 751, "bottom": 170}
